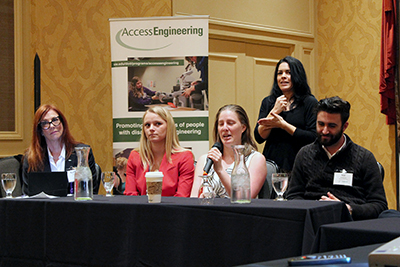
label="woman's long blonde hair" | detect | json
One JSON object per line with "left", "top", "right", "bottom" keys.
{"left": 136, "top": 106, "right": 187, "bottom": 170}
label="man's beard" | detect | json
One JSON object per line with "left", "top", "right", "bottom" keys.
{"left": 318, "top": 127, "right": 344, "bottom": 147}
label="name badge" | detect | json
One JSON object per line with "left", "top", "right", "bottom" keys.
{"left": 67, "top": 169, "right": 76, "bottom": 183}
{"left": 333, "top": 170, "right": 353, "bottom": 186}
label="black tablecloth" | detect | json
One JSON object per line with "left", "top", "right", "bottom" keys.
{"left": 312, "top": 217, "right": 400, "bottom": 253}
{"left": 0, "top": 196, "right": 351, "bottom": 267}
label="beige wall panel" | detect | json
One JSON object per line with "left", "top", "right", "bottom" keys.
{"left": 174, "top": 0, "right": 314, "bottom": 36}
{"left": 210, "top": 38, "right": 246, "bottom": 53}
{"left": 208, "top": 53, "right": 238, "bottom": 140}
{"left": 316, "top": 0, "right": 396, "bottom": 208}
{"left": 245, "top": 43, "right": 293, "bottom": 60}
{"left": 30, "top": 0, "right": 171, "bottom": 171}
{"left": 235, "top": 54, "right": 249, "bottom": 108}
{"left": 253, "top": 59, "right": 278, "bottom": 112}
{"left": 252, "top": 58, "right": 278, "bottom": 152}
{"left": 297, "top": 46, "right": 316, "bottom": 96}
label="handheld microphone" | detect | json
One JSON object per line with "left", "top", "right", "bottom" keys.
{"left": 203, "top": 142, "right": 223, "bottom": 175}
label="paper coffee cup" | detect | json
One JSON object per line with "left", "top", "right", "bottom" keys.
{"left": 145, "top": 171, "right": 163, "bottom": 203}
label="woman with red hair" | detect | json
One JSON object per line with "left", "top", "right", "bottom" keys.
{"left": 22, "top": 104, "right": 98, "bottom": 195}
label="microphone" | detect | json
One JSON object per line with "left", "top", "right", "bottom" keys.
{"left": 203, "top": 142, "right": 223, "bottom": 175}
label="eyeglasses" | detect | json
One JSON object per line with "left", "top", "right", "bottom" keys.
{"left": 39, "top": 116, "right": 61, "bottom": 130}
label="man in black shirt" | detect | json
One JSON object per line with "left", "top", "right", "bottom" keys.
{"left": 287, "top": 96, "right": 388, "bottom": 220}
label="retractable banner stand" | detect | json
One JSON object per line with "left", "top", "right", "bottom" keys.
{"left": 110, "top": 16, "right": 209, "bottom": 163}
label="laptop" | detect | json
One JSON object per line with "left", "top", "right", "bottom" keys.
{"left": 28, "top": 172, "right": 69, "bottom": 197}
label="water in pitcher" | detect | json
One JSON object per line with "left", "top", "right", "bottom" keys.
{"left": 74, "top": 166, "right": 93, "bottom": 200}
{"left": 231, "top": 145, "right": 251, "bottom": 204}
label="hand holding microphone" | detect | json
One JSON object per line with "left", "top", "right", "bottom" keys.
{"left": 203, "top": 142, "right": 223, "bottom": 175}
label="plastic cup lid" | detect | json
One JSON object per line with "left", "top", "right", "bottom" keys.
{"left": 145, "top": 171, "right": 164, "bottom": 178}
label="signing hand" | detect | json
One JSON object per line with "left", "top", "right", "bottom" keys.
{"left": 272, "top": 95, "right": 288, "bottom": 114}
{"left": 257, "top": 112, "right": 285, "bottom": 130}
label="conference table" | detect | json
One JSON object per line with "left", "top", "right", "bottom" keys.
{"left": 312, "top": 217, "right": 400, "bottom": 253}
{"left": 0, "top": 196, "right": 351, "bottom": 267}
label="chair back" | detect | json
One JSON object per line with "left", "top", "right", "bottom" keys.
{"left": 258, "top": 159, "right": 279, "bottom": 199}
{"left": 377, "top": 162, "right": 384, "bottom": 181}
{"left": 0, "top": 155, "right": 23, "bottom": 197}
{"left": 94, "top": 163, "right": 102, "bottom": 194}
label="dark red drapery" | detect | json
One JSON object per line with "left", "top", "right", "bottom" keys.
{"left": 380, "top": 0, "right": 397, "bottom": 125}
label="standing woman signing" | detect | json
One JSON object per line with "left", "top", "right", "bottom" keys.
{"left": 254, "top": 56, "right": 318, "bottom": 173}
{"left": 125, "top": 106, "right": 194, "bottom": 197}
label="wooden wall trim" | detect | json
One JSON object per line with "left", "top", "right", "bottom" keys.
{"left": 0, "top": 0, "right": 24, "bottom": 141}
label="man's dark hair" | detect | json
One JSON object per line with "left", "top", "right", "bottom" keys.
{"left": 315, "top": 96, "right": 351, "bottom": 125}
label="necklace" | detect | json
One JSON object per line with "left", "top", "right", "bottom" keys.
{"left": 286, "top": 98, "right": 295, "bottom": 111}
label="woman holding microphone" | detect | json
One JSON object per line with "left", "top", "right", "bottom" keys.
{"left": 191, "top": 104, "right": 266, "bottom": 198}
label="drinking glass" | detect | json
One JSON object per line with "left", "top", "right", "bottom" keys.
{"left": 101, "top": 172, "right": 115, "bottom": 197}
{"left": 271, "top": 173, "right": 288, "bottom": 201}
{"left": 198, "top": 174, "right": 215, "bottom": 205}
{"left": 1, "top": 173, "right": 17, "bottom": 198}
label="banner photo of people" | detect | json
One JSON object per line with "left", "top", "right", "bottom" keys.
{"left": 109, "top": 16, "right": 209, "bottom": 169}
